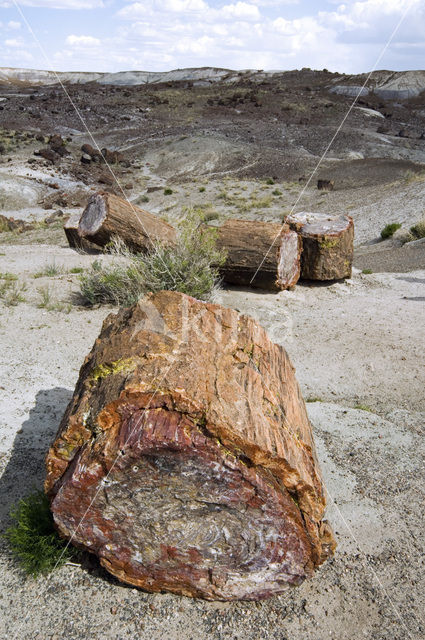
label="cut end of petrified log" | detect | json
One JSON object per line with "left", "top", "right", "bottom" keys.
{"left": 45, "top": 291, "right": 335, "bottom": 600}
{"left": 78, "top": 193, "right": 108, "bottom": 237}
{"left": 51, "top": 405, "right": 315, "bottom": 600}
{"left": 277, "top": 228, "right": 302, "bottom": 289}
{"left": 286, "top": 212, "right": 354, "bottom": 281}
{"left": 63, "top": 214, "right": 100, "bottom": 251}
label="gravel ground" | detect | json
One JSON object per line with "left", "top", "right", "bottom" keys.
{"left": 0, "top": 244, "right": 424, "bottom": 640}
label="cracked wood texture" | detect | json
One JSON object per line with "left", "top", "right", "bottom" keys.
{"left": 64, "top": 213, "right": 100, "bottom": 251}
{"left": 286, "top": 212, "right": 354, "bottom": 280}
{"left": 45, "top": 291, "right": 335, "bottom": 600}
{"left": 77, "top": 191, "right": 177, "bottom": 252}
{"left": 214, "top": 220, "right": 301, "bottom": 290}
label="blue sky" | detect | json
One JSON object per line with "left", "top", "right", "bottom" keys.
{"left": 0, "top": 0, "right": 424, "bottom": 73}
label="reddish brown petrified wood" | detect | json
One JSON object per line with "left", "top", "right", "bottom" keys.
{"left": 77, "top": 191, "right": 176, "bottom": 252}
{"left": 286, "top": 212, "right": 354, "bottom": 280}
{"left": 45, "top": 291, "right": 335, "bottom": 600}
{"left": 214, "top": 220, "right": 302, "bottom": 290}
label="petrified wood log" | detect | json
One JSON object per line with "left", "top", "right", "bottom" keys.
{"left": 214, "top": 220, "right": 302, "bottom": 290}
{"left": 45, "top": 291, "right": 335, "bottom": 601}
{"left": 286, "top": 212, "right": 354, "bottom": 280}
{"left": 77, "top": 191, "right": 176, "bottom": 252}
{"left": 63, "top": 214, "right": 99, "bottom": 251}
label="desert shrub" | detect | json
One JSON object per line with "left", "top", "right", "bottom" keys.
{"left": 37, "top": 285, "right": 71, "bottom": 312}
{"left": 78, "top": 208, "right": 226, "bottom": 306}
{"left": 410, "top": 219, "right": 425, "bottom": 239}
{"left": 0, "top": 275, "right": 26, "bottom": 306}
{"left": 266, "top": 178, "right": 275, "bottom": 185}
{"left": 0, "top": 218, "right": 10, "bottom": 233}
{"left": 354, "top": 404, "right": 373, "bottom": 412}
{"left": 0, "top": 271, "right": 17, "bottom": 281}
{"left": 199, "top": 186, "right": 206, "bottom": 193}
{"left": 381, "top": 223, "right": 401, "bottom": 240}
{"left": 272, "top": 189, "right": 282, "bottom": 196}
{"left": 164, "top": 188, "right": 173, "bottom": 195}
{"left": 33, "top": 262, "right": 63, "bottom": 278}
{"left": 3, "top": 490, "right": 77, "bottom": 577}
{"left": 69, "top": 267, "right": 84, "bottom": 274}
{"left": 362, "top": 268, "right": 373, "bottom": 274}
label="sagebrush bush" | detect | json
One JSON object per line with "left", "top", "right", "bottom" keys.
{"left": 3, "top": 490, "right": 77, "bottom": 577}
{"left": 78, "top": 208, "right": 226, "bottom": 306}
{"left": 381, "top": 223, "right": 401, "bottom": 240}
{"left": 410, "top": 219, "right": 425, "bottom": 239}
{"left": 0, "top": 273, "right": 26, "bottom": 306}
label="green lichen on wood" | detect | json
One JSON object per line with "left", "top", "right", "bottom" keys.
{"left": 319, "top": 236, "right": 339, "bottom": 250}
{"left": 90, "top": 358, "right": 135, "bottom": 382}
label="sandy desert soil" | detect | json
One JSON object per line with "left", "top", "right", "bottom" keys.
{"left": 0, "top": 67, "right": 424, "bottom": 639}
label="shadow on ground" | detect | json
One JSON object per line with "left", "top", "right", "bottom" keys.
{"left": 0, "top": 387, "right": 125, "bottom": 584}
{"left": 0, "top": 387, "right": 72, "bottom": 531}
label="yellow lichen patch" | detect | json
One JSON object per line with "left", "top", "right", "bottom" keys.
{"left": 90, "top": 358, "right": 136, "bottom": 382}
{"left": 319, "top": 236, "right": 339, "bottom": 250}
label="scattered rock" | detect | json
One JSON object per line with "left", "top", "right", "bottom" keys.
{"left": 44, "top": 210, "right": 64, "bottom": 225}
{"left": 34, "top": 148, "right": 58, "bottom": 163}
{"left": 317, "top": 179, "right": 334, "bottom": 191}
{"left": 98, "top": 173, "right": 114, "bottom": 186}
{"left": 0, "top": 213, "right": 34, "bottom": 233}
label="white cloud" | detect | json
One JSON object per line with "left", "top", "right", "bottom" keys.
{"left": 43, "top": 0, "right": 425, "bottom": 74}
{"left": 4, "top": 38, "right": 23, "bottom": 47}
{"left": 322, "top": 0, "right": 424, "bottom": 41}
{"left": 66, "top": 34, "right": 101, "bottom": 47}
{"left": 7, "top": 20, "right": 21, "bottom": 29}
{"left": 160, "top": 0, "right": 207, "bottom": 11}
{"left": 14, "top": 0, "right": 103, "bottom": 8}
{"left": 220, "top": 2, "right": 260, "bottom": 20}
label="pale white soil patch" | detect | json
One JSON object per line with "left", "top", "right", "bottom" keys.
{"left": 0, "top": 242, "right": 424, "bottom": 639}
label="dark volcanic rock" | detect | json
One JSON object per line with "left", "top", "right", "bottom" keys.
{"left": 34, "top": 148, "right": 58, "bottom": 163}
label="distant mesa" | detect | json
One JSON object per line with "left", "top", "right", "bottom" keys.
{"left": 0, "top": 67, "right": 424, "bottom": 101}
{"left": 329, "top": 69, "right": 425, "bottom": 100}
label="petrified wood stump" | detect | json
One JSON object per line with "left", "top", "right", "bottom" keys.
{"left": 286, "top": 212, "right": 354, "bottom": 280}
{"left": 45, "top": 291, "right": 335, "bottom": 600}
{"left": 77, "top": 191, "right": 176, "bottom": 252}
{"left": 214, "top": 220, "right": 302, "bottom": 290}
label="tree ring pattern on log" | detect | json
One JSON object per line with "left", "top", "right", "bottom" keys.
{"left": 51, "top": 406, "right": 314, "bottom": 600}
{"left": 277, "top": 230, "right": 302, "bottom": 289}
{"left": 78, "top": 193, "right": 108, "bottom": 236}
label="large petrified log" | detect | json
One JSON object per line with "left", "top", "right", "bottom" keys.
{"left": 45, "top": 291, "right": 335, "bottom": 601}
{"left": 286, "top": 212, "right": 354, "bottom": 280}
{"left": 63, "top": 214, "right": 99, "bottom": 251}
{"left": 77, "top": 192, "right": 176, "bottom": 252}
{"left": 214, "top": 220, "right": 302, "bottom": 290}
